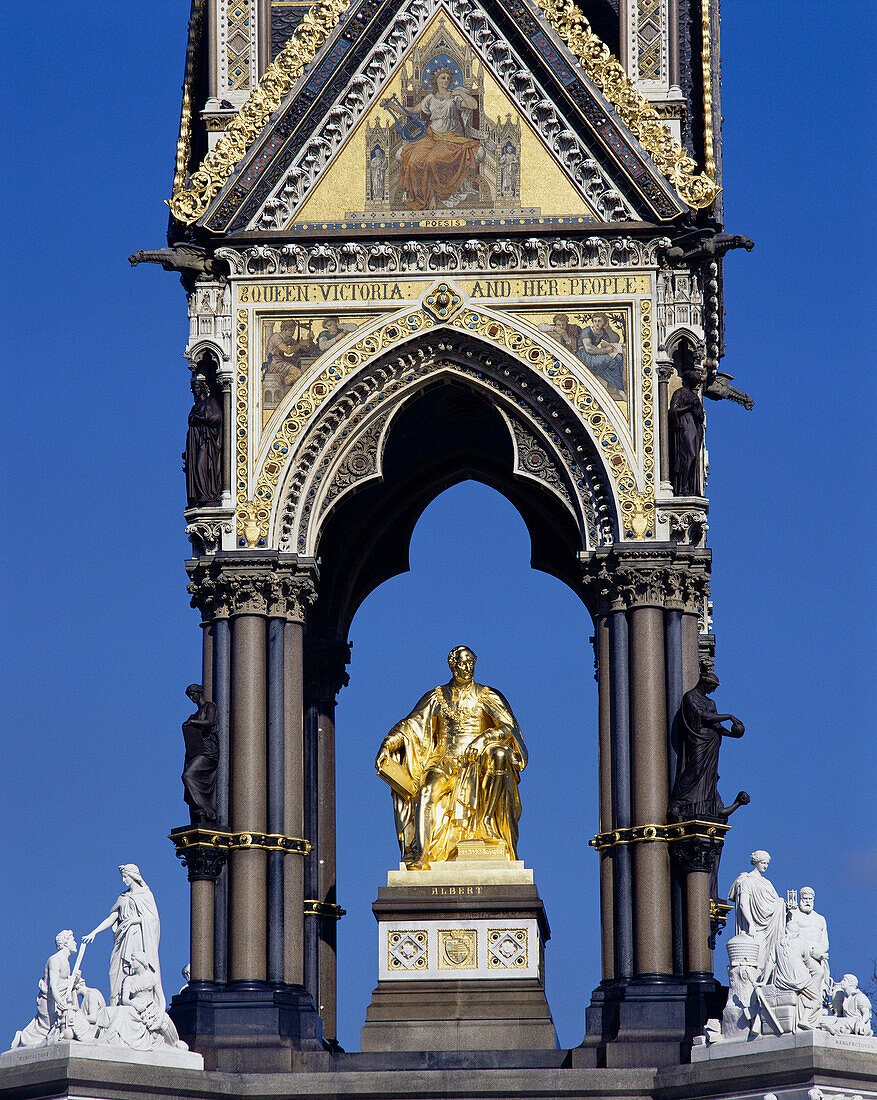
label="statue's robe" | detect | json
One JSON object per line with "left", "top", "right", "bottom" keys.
{"left": 728, "top": 869, "right": 786, "bottom": 982}
{"left": 109, "top": 887, "right": 163, "bottom": 1009}
{"left": 669, "top": 686, "right": 724, "bottom": 820}
{"left": 384, "top": 681, "right": 527, "bottom": 866}
{"left": 792, "top": 908, "right": 830, "bottom": 1003}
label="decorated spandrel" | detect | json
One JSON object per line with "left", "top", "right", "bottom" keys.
{"left": 255, "top": 13, "right": 611, "bottom": 233}
{"left": 375, "top": 646, "right": 527, "bottom": 869}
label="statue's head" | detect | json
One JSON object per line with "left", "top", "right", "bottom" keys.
{"left": 448, "top": 645, "right": 477, "bottom": 683}
{"left": 119, "top": 863, "right": 144, "bottom": 888}
{"left": 185, "top": 683, "right": 203, "bottom": 702}
{"left": 55, "top": 930, "right": 76, "bottom": 951}
{"left": 841, "top": 974, "right": 859, "bottom": 993}
{"left": 130, "top": 952, "right": 153, "bottom": 973}
{"left": 798, "top": 887, "right": 815, "bottom": 913}
{"left": 750, "top": 850, "right": 770, "bottom": 872}
{"left": 191, "top": 374, "right": 209, "bottom": 399}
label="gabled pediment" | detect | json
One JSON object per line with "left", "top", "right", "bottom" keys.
{"left": 170, "top": 0, "right": 717, "bottom": 231}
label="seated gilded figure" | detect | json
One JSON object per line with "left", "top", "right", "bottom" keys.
{"left": 375, "top": 646, "right": 527, "bottom": 869}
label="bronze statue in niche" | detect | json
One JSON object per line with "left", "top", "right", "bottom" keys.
{"left": 668, "top": 340, "right": 705, "bottom": 496}
{"left": 183, "top": 375, "right": 222, "bottom": 507}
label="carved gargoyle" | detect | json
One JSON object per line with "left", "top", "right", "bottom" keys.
{"left": 664, "top": 233, "right": 755, "bottom": 265}
{"left": 703, "top": 371, "right": 754, "bottom": 410}
{"left": 128, "top": 244, "right": 218, "bottom": 276}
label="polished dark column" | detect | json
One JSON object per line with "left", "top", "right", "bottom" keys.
{"left": 302, "top": 694, "right": 320, "bottom": 1013}
{"left": 629, "top": 604, "right": 672, "bottom": 977}
{"left": 201, "top": 622, "right": 215, "bottom": 702}
{"left": 283, "top": 620, "right": 306, "bottom": 987}
{"left": 212, "top": 615, "right": 231, "bottom": 984}
{"left": 229, "top": 613, "right": 268, "bottom": 983}
{"left": 681, "top": 609, "right": 701, "bottom": 693}
{"left": 664, "top": 606, "right": 685, "bottom": 976}
{"left": 595, "top": 617, "right": 614, "bottom": 981}
{"left": 608, "top": 609, "right": 633, "bottom": 980}
{"left": 303, "top": 638, "right": 349, "bottom": 1046}
{"left": 267, "top": 617, "right": 285, "bottom": 985}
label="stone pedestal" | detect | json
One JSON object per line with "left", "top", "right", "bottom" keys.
{"left": 578, "top": 973, "right": 725, "bottom": 1067}
{"left": 361, "top": 861, "right": 557, "bottom": 1052}
{"left": 170, "top": 983, "right": 323, "bottom": 1071}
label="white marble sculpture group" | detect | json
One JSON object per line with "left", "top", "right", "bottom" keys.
{"left": 703, "top": 851, "right": 873, "bottom": 1044}
{"left": 8, "top": 865, "right": 187, "bottom": 1054}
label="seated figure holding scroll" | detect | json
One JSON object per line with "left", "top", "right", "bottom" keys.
{"left": 375, "top": 646, "right": 527, "bottom": 869}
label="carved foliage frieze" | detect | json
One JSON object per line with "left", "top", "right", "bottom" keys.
{"left": 187, "top": 559, "right": 318, "bottom": 621}
{"left": 217, "top": 236, "right": 669, "bottom": 278}
{"left": 581, "top": 548, "right": 710, "bottom": 614}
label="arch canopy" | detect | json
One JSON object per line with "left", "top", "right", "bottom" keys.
{"left": 303, "top": 379, "right": 600, "bottom": 636}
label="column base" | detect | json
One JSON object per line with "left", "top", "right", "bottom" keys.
{"left": 575, "top": 976, "right": 725, "bottom": 1068}
{"left": 169, "top": 982, "right": 324, "bottom": 1071}
{"left": 361, "top": 864, "right": 557, "bottom": 1052}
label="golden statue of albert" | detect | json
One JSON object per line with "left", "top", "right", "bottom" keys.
{"left": 375, "top": 646, "right": 527, "bottom": 869}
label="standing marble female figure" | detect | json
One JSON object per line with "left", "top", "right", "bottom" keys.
{"left": 83, "top": 865, "right": 164, "bottom": 1010}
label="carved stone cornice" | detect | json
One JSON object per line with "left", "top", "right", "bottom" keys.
{"left": 216, "top": 236, "right": 670, "bottom": 279}
{"left": 186, "top": 555, "right": 318, "bottom": 622}
{"left": 581, "top": 546, "right": 710, "bottom": 615}
{"left": 304, "top": 637, "right": 352, "bottom": 706}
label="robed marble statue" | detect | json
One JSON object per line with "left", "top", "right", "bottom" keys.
{"left": 375, "top": 646, "right": 527, "bottom": 869}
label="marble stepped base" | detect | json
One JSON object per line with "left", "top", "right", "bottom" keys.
{"left": 0, "top": 1040, "right": 875, "bottom": 1099}
{"left": 361, "top": 862, "right": 556, "bottom": 1052}
{"left": 691, "top": 1027, "right": 877, "bottom": 1061}
{"left": 0, "top": 1039, "right": 203, "bottom": 1071}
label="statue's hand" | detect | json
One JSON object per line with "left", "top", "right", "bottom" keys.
{"left": 731, "top": 719, "right": 745, "bottom": 736}
{"left": 82, "top": 931, "right": 97, "bottom": 944}
{"left": 375, "top": 748, "right": 390, "bottom": 771}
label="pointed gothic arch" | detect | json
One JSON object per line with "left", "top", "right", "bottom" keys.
{"left": 267, "top": 329, "right": 625, "bottom": 633}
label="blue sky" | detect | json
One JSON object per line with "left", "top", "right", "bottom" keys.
{"left": 1, "top": 4, "right": 874, "bottom": 1051}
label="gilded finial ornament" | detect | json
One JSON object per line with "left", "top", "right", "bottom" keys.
{"left": 533, "top": 0, "right": 719, "bottom": 210}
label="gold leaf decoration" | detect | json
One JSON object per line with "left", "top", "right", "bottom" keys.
{"left": 534, "top": 0, "right": 718, "bottom": 210}
{"left": 169, "top": 0, "right": 349, "bottom": 224}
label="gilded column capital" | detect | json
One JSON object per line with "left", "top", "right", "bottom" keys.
{"left": 186, "top": 555, "right": 319, "bottom": 622}
{"left": 581, "top": 548, "right": 711, "bottom": 615}
{"left": 304, "top": 637, "right": 351, "bottom": 706}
